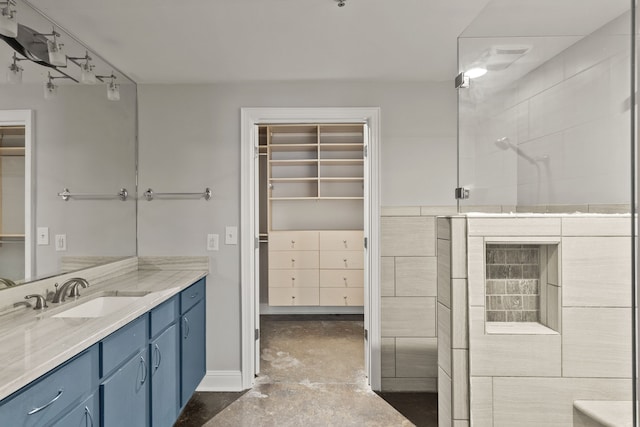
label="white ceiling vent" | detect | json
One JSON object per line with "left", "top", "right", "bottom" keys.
{"left": 479, "top": 45, "right": 532, "bottom": 71}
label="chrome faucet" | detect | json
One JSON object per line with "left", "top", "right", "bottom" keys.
{"left": 0, "top": 277, "right": 17, "bottom": 288}
{"left": 52, "top": 278, "right": 89, "bottom": 303}
{"left": 25, "top": 294, "right": 48, "bottom": 310}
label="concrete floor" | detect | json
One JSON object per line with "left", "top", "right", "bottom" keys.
{"left": 175, "top": 315, "right": 437, "bottom": 426}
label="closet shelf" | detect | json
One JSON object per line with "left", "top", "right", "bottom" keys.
{"left": 269, "top": 177, "right": 318, "bottom": 183}
{"left": 319, "top": 143, "right": 364, "bottom": 152}
{"left": 0, "top": 234, "right": 25, "bottom": 238}
{"left": 319, "top": 159, "right": 364, "bottom": 165}
{"left": 319, "top": 177, "right": 363, "bottom": 182}
{"left": 0, "top": 147, "right": 25, "bottom": 156}
{"left": 270, "top": 144, "right": 318, "bottom": 152}
{"left": 269, "top": 159, "right": 319, "bottom": 166}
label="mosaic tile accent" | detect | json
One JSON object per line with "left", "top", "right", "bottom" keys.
{"left": 485, "top": 245, "right": 540, "bottom": 322}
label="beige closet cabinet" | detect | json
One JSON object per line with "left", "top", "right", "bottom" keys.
{"left": 262, "top": 124, "right": 365, "bottom": 307}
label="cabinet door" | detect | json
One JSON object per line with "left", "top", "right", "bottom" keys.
{"left": 180, "top": 299, "right": 206, "bottom": 407}
{"left": 150, "top": 324, "right": 179, "bottom": 427}
{"left": 51, "top": 391, "right": 99, "bottom": 427}
{"left": 101, "top": 348, "right": 149, "bottom": 427}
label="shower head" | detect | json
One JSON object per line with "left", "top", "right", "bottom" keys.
{"left": 495, "top": 137, "right": 510, "bottom": 150}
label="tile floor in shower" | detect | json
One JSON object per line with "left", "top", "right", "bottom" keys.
{"left": 175, "top": 314, "right": 437, "bottom": 426}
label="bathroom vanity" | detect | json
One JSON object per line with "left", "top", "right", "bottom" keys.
{"left": 0, "top": 258, "right": 207, "bottom": 427}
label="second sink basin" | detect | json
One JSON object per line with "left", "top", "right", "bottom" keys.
{"left": 52, "top": 296, "right": 143, "bottom": 318}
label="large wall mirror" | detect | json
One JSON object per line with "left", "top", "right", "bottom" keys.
{"left": 0, "top": 0, "right": 137, "bottom": 288}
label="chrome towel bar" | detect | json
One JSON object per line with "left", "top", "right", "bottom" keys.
{"left": 58, "top": 188, "right": 128, "bottom": 201}
{"left": 143, "top": 187, "right": 212, "bottom": 201}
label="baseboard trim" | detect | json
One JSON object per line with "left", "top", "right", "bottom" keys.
{"left": 260, "top": 303, "right": 364, "bottom": 315}
{"left": 197, "top": 370, "right": 244, "bottom": 392}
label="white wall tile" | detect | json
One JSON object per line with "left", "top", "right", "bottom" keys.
{"left": 381, "top": 297, "right": 436, "bottom": 337}
{"left": 381, "top": 206, "right": 422, "bottom": 216}
{"left": 421, "top": 206, "right": 458, "bottom": 216}
{"left": 451, "top": 279, "right": 469, "bottom": 349}
{"left": 381, "top": 257, "right": 395, "bottom": 297}
{"left": 381, "top": 217, "right": 436, "bottom": 256}
{"left": 452, "top": 349, "right": 469, "bottom": 420}
{"left": 438, "top": 367, "right": 452, "bottom": 427}
{"left": 396, "top": 338, "right": 437, "bottom": 378}
{"left": 467, "top": 218, "right": 561, "bottom": 236}
{"left": 396, "top": 257, "right": 437, "bottom": 297}
{"left": 381, "top": 337, "right": 396, "bottom": 377}
{"left": 451, "top": 218, "right": 467, "bottom": 279}
{"left": 438, "top": 302, "right": 451, "bottom": 377}
{"left": 437, "top": 217, "right": 451, "bottom": 240}
{"left": 492, "top": 377, "right": 631, "bottom": 426}
{"left": 382, "top": 377, "right": 437, "bottom": 392}
{"left": 563, "top": 308, "right": 632, "bottom": 378}
{"left": 469, "top": 307, "right": 561, "bottom": 377}
{"left": 437, "top": 238, "right": 452, "bottom": 308}
{"left": 467, "top": 237, "right": 485, "bottom": 307}
{"left": 470, "top": 377, "right": 493, "bottom": 427}
{"left": 562, "top": 237, "right": 631, "bottom": 307}
{"left": 546, "top": 284, "right": 560, "bottom": 332}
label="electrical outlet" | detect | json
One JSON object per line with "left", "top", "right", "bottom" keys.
{"left": 55, "top": 234, "right": 66, "bottom": 251}
{"left": 207, "top": 233, "right": 219, "bottom": 251}
{"left": 225, "top": 226, "right": 238, "bottom": 245}
{"left": 37, "top": 227, "right": 49, "bottom": 245}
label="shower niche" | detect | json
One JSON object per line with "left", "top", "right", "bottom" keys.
{"left": 485, "top": 243, "right": 560, "bottom": 333}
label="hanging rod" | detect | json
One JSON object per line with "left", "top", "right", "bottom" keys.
{"left": 58, "top": 188, "right": 129, "bottom": 201}
{"left": 143, "top": 187, "right": 212, "bottom": 201}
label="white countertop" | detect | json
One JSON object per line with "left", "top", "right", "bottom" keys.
{"left": 0, "top": 268, "right": 207, "bottom": 401}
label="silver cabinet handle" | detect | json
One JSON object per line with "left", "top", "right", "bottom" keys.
{"left": 291, "top": 240, "right": 295, "bottom": 248}
{"left": 343, "top": 239, "right": 348, "bottom": 248}
{"left": 291, "top": 258, "right": 295, "bottom": 267}
{"left": 343, "top": 277, "right": 348, "bottom": 286}
{"left": 140, "top": 355, "right": 147, "bottom": 384}
{"left": 343, "top": 258, "right": 348, "bottom": 267}
{"left": 343, "top": 296, "right": 348, "bottom": 306}
{"left": 291, "top": 277, "right": 295, "bottom": 287}
{"left": 28, "top": 389, "right": 64, "bottom": 414}
{"left": 85, "top": 406, "right": 94, "bottom": 427}
{"left": 184, "top": 317, "right": 190, "bottom": 339}
{"left": 190, "top": 292, "right": 198, "bottom": 299}
{"left": 291, "top": 295, "right": 296, "bottom": 305}
{"left": 154, "top": 344, "right": 162, "bottom": 370}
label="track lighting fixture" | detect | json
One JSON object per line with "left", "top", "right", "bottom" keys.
{"left": 35, "top": 26, "right": 66, "bottom": 66}
{"left": 97, "top": 73, "right": 120, "bottom": 101}
{"left": 44, "top": 71, "right": 72, "bottom": 100}
{"left": 7, "top": 52, "right": 25, "bottom": 84}
{"left": 68, "top": 51, "right": 96, "bottom": 84}
{"left": 0, "top": 0, "right": 17, "bottom": 38}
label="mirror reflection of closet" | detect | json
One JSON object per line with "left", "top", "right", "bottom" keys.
{"left": 0, "top": 125, "right": 25, "bottom": 286}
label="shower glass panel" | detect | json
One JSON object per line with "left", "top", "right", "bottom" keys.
{"left": 457, "top": 0, "right": 637, "bottom": 424}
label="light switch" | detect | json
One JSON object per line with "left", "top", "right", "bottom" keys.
{"left": 55, "top": 234, "right": 67, "bottom": 251}
{"left": 207, "top": 234, "right": 219, "bottom": 251}
{"left": 225, "top": 226, "right": 238, "bottom": 245}
{"left": 37, "top": 227, "right": 49, "bottom": 245}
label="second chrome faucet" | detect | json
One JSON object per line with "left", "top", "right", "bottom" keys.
{"left": 52, "top": 278, "right": 90, "bottom": 303}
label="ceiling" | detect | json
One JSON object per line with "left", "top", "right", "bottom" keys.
{"left": 20, "top": 0, "right": 633, "bottom": 84}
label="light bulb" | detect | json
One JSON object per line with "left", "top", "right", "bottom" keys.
{"left": 44, "top": 80, "right": 57, "bottom": 100}
{"left": 7, "top": 62, "right": 22, "bottom": 84}
{"left": 0, "top": 5, "right": 17, "bottom": 38}
{"left": 80, "top": 62, "right": 96, "bottom": 84}
{"left": 107, "top": 80, "right": 120, "bottom": 101}
{"left": 465, "top": 67, "right": 488, "bottom": 79}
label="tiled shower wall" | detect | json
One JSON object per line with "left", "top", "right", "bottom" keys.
{"left": 485, "top": 244, "right": 540, "bottom": 322}
{"left": 380, "top": 206, "right": 455, "bottom": 391}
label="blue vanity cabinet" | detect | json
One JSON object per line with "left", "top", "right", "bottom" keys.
{"left": 51, "top": 391, "right": 100, "bottom": 427}
{"left": 149, "top": 297, "right": 179, "bottom": 427}
{"left": 179, "top": 279, "right": 206, "bottom": 407}
{"left": 101, "top": 347, "right": 150, "bottom": 427}
{"left": 0, "top": 345, "right": 99, "bottom": 427}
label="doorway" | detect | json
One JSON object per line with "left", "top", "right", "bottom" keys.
{"left": 240, "top": 107, "right": 381, "bottom": 390}
{"left": 0, "top": 110, "right": 33, "bottom": 282}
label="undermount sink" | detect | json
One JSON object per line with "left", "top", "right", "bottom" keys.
{"left": 52, "top": 296, "right": 143, "bottom": 318}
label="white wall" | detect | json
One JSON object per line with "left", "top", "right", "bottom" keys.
{"left": 137, "top": 80, "right": 457, "bottom": 372}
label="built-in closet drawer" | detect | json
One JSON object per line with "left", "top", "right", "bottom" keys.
{"left": 269, "top": 288, "right": 319, "bottom": 306}
{"left": 319, "top": 230, "right": 363, "bottom": 251}
{"left": 270, "top": 231, "right": 319, "bottom": 251}
{"left": 320, "top": 288, "right": 364, "bottom": 306}
{"left": 319, "top": 269, "right": 364, "bottom": 288}
{"left": 269, "top": 269, "right": 319, "bottom": 288}
{"left": 269, "top": 250, "right": 319, "bottom": 269}
{"left": 320, "top": 251, "right": 364, "bottom": 270}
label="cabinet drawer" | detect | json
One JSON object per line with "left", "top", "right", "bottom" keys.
{"left": 269, "top": 288, "right": 319, "bottom": 306}
{"left": 269, "top": 251, "right": 319, "bottom": 269}
{"left": 320, "top": 288, "right": 364, "bottom": 306}
{"left": 0, "top": 346, "right": 98, "bottom": 427}
{"left": 319, "top": 230, "right": 363, "bottom": 251}
{"left": 319, "top": 269, "right": 364, "bottom": 288}
{"left": 320, "top": 251, "right": 364, "bottom": 269}
{"left": 151, "top": 296, "right": 178, "bottom": 338}
{"left": 269, "top": 269, "right": 319, "bottom": 288}
{"left": 180, "top": 278, "right": 205, "bottom": 314}
{"left": 269, "top": 231, "right": 319, "bottom": 250}
{"left": 101, "top": 315, "right": 148, "bottom": 377}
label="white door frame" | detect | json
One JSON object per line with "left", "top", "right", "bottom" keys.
{"left": 0, "top": 110, "right": 34, "bottom": 279}
{"left": 240, "top": 107, "right": 381, "bottom": 391}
